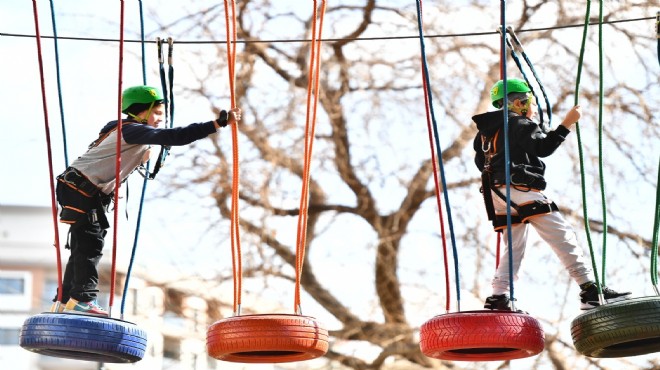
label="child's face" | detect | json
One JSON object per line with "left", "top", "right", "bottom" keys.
{"left": 141, "top": 104, "right": 165, "bottom": 128}
{"left": 511, "top": 97, "right": 538, "bottom": 121}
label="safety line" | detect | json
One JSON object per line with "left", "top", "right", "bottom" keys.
{"left": 158, "top": 38, "right": 169, "bottom": 126}
{"left": 415, "top": 0, "right": 460, "bottom": 312}
{"left": 148, "top": 37, "right": 174, "bottom": 180}
{"left": 48, "top": 0, "right": 68, "bottom": 166}
{"left": 121, "top": 0, "right": 149, "bottom": 319}
{"left": 506, "top": 28, "right": 553, "bottom": 129}
{"left": 109, "top": 0, "right": 126, "bottom": 316}
{"left": 31, "top": 0, "right": 64, "bottom": 304}
{"left": 168, "top": 37, "right": 174, "bottom": 128}
{"left": 294, "top": 0, "right": 326, "bottom": 315}
{"left": 499, "top": 30, "right": 546, "bottom": 129}
{"left": 0, "top": 16, "right": 651, "bottom": 44}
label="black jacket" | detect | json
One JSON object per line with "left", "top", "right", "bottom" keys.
{"left": 472, "top": 110, "right": 570, "bottom": 190}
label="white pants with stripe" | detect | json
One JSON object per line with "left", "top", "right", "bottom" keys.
{"left": 490, "top": 188, "right": 593, "bottom": 296}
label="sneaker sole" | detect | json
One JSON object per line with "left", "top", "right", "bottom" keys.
{"left": 580, "top": 295, "right": 631, "bottom": 310}
{"left": 63, "top": 309, "right": 108, "bottom": 317}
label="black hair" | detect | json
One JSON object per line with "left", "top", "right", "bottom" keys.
{"left": 123, "top": 100, "right": 165, "bottom": 116}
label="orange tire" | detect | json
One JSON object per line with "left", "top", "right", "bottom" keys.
{"left": 420, "top": 310, "right": 544, "bottom": 361}
{"left": 206, "top": 314, "right": 329, "bottom": 363}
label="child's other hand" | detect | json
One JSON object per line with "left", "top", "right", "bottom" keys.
{"left": 141, "top": 148, "right": 151, "bottom": 164}
{"left": 228, "top": 108, "right": 242, "bottom": 125}
{"left": 561, "top": 105, "right": 582, "bottom": 129}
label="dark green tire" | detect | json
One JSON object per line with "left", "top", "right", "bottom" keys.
{"left": 571, "top": 296, "right": 660, "bottom": 358}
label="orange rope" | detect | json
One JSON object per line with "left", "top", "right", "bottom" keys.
{"left": 294, "top": 0, "right": 326, "bottom": 313}
{"left": 224, "top": 0, "right": 242, "bottom": 314}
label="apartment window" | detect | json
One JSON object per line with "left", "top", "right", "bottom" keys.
{"left": 41, "top": 279, "right": 59, "bottom": 311}
{"left": 0, "top": 328, "right": 20, "bottom": 345}
{"left": 163, "top": 336, "right": 181, "bottom": 360}
{"left": 0, "top": 271, "right": 32, "bottom": 311}
{"left": 0, "top": 277, "right": 23, "bottom": 294}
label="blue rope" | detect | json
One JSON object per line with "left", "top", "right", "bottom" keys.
{"left": 500, "top": 0, "right": 516, "bottom": 305}
{"left": 121, "top": 0, "right": 149, "bottom": 318}
{"left": 49, "top": 0, "right": 68, "bottom": 166}
{"left": 415, "top": 0, "right": 461, "bottom": 308}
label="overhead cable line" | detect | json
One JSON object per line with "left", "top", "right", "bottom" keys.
{"left": 0, "top": 16, "right": 653, "bottom": 45}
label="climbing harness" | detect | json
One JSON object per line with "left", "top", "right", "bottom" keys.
{"left": 479, "top": 127, "right": 558, "bottom": 231}
{"left": 206, "top": 1, "right": 328, "bottom": 363}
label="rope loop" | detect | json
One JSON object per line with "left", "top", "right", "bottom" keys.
{"left": 293, "top": 0, "right": 326, "bottom": 311}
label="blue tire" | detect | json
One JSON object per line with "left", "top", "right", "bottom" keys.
{"left": 19, "top": 312, "right": 147, "bottom": 363}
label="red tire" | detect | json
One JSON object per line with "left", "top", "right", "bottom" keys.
{"left": 420, "top": 310, "right": 545, "bottom": 361}
{"left": 206, "top": 314, "right": 329, "bottom": 363}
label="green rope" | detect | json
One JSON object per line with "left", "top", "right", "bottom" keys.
{"left": 597, "top": 0, "right": 608, "bottom": 287}
{"left": 574, "top": 1, "right": 602, "bottom": 295}
{"left": 651, "top": 156, "right": 660, "bottom": 287}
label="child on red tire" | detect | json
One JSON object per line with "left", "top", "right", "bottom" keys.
{"left": 472, "top": 78, "right": 630, "bottom": 311}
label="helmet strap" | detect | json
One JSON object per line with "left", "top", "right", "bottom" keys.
{"left": 507, "top": 98, "right": 532, "bottom": 116}
{"left": 126, "top": 101, "right": 155, "bottom": 124}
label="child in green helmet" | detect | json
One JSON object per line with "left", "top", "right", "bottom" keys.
{"left": 472, "top": 78, "right": 630, "bottom": 311}
{"left": 52, "top": 85, "right": 241, "bottom": 316}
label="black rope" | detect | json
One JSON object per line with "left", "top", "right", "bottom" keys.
{"left": 498, "top": 28, "right": 546, "bottom": 130}
{"left": 506, "top": 26, "right": 553, "bottom": 130}
{"left": 147, "top": 37, "right": 175, "bottom": 180}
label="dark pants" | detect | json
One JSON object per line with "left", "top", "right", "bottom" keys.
{"left": 54, "top": 182, "right": 110, "bottom": 303}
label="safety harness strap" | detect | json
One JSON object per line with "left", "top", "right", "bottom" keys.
{"left": 57, "top": 167, "right": 101, "bottom": 197}
{"left": 480, "top": 129, "right": 557, "bottom": 231}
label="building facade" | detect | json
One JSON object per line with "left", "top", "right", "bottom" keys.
{"left": 0, "top": 204, "right": 268, "bottom": 370}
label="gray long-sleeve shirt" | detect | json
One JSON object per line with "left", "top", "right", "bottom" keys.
{"left": 70, "top": 119, "right": 217, "bottom": 194}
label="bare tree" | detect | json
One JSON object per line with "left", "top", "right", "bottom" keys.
{"left": 150, "top": 1, "right": 659, "bottom": 369}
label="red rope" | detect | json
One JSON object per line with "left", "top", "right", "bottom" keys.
{"left": 109, "top": 0, "right": 126, "bottom": 312}
{"left": 224, "top": 0, "right": 242, "bottom": 314}
{"left": 421, "top": 68, "right": 451, "bottom": 312}
{"left": 31, "top": 0, "right": 64, "bottom": 304}
{"left": 417, "top": 0, "right": 451, "bottom": 312}
{"left": 294, "top": 0, "right": 326, "bottom": 313}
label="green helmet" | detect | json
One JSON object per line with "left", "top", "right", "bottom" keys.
{"left": 490, "top": 78, "right": 530, "bottom": 108}
{"left": 121, "top": 86, "right": 164, "bottom": 113}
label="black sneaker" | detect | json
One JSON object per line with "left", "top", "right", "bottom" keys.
{"left": 484, "top": 294, "right": 511, "bottom": 310}
{"left": 579, "top": 283, "right": 631, "bottom": 310}
{"left": 484, "top": 294, "right": 527, "bottom": 313}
